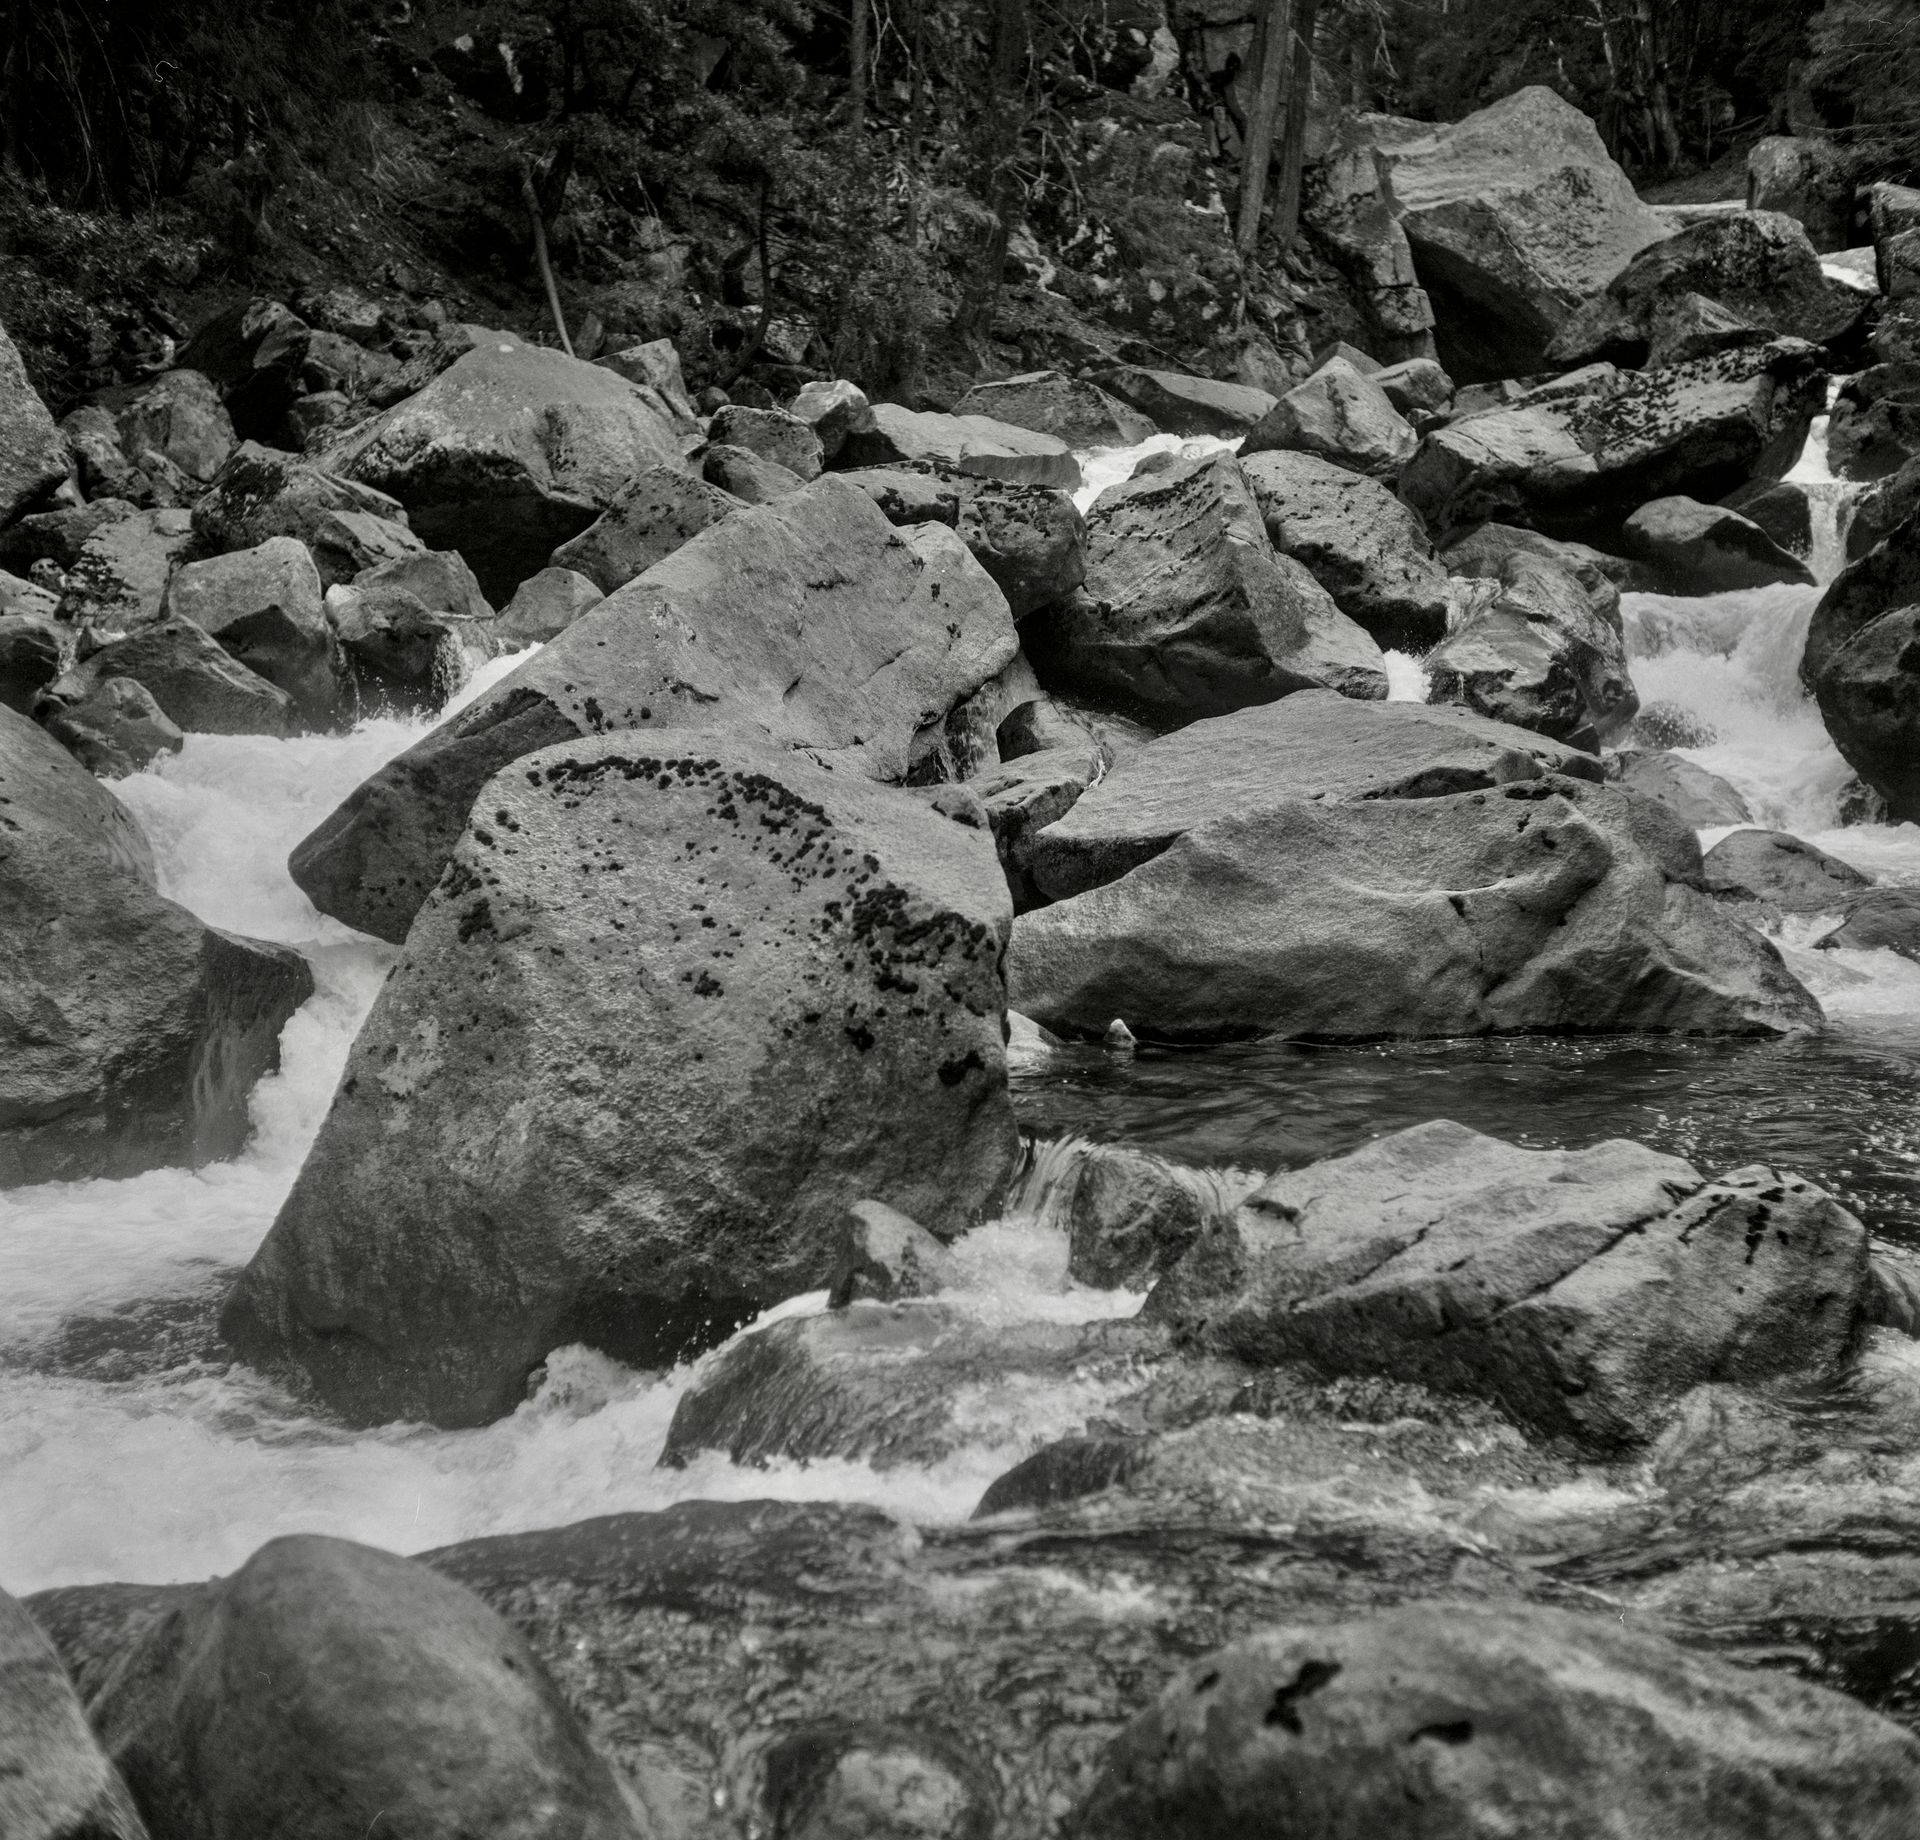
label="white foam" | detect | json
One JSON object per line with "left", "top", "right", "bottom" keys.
{"left": 1072, "top": 434, "right": 1238, "bottom": 513}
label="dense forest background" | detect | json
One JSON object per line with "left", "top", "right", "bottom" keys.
{"left": 2, "top": 0, "right": 1916, "bottom": 408}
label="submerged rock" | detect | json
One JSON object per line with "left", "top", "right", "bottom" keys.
{"left": 1147, "top": 1121, "right": 1866, "bottom": 1448}
{"left": 331, "top": 332, "right": 686, "bottom": 601}
{"left": 227, "top": 731, "right": 1019, "bottom": 1426}
{"left": 1021, "top": 452, "right": 1386, "bottom": 723}
{"left": 0, "top": 703, "right": 311, "bottom": 1186}
{"left": 288, "top": 477, "right": 1017, "bottom": 944}
{"left": 0, "top": 1586, "right": 147, "bottom": 1840}
{"left": 82, "top": 1535, "right": 642, "bottom": 1840}
{"left": 1073, "top": 1602, "right": 1920, "bottom": 1838}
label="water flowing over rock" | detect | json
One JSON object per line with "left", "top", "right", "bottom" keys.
{"left": 1072, "top": 1602, "right": 1920, "bottom": 1838}
{"left": 76, "top": 1536, "right": 643, "bottom": 1840}
{"left": 0, "top": 702, "right": 312, "bottom": 1186}
{"left": 330, "top": 331, "right": 687, "bottom": 601}
{"left": 1240, "top": 451, "right": 1451, "bottom": 650}
{"left": 1006, "top": 697, "right": 1816, "bottom": 1042}
{"left": 0, "top": 1586, "right": 147, "bottom": 1840}
{"left": 1146, "top": 1121, "right": 1866, "bottom": 1448}
{"left": 226, "top": 731, "right": 1019, "bottom": 1426}
{"left": 0, "top": 320, "right": 69, "bottom": 528}
{"left": 1367, "top": 86, "right": 1674, "bottom": 380}
{"left": 1021, "top": 452, "right": 1386, "bottom": 723}
{"left": 288, "top": 477, "right": 1017, "bottom": 943}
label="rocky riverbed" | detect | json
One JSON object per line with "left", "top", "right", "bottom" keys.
{"left": 10, "top": 88, "right": 1920, "bottom": 1840}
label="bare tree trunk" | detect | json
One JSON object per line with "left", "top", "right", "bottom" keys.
{"left": 1235, "top": 0, "right": 1302, "bottom": 256}
{"left": 1271, "top": 0, "right": 1321, "bottom": 254}
{"left": 521, "top": 158, "right": 574, "bottom": 356}
{"left": 849, "top": 0, "right": 869, "bottom": 138}
{"left": 904, "top": 0, "right": 926, "bottom": 243}
{"left": 958, "top": 0, "right": 1026, "bottom": 343}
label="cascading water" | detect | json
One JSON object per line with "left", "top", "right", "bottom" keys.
{"left": 7, "top": 411, "right": 1920, "bottom": 1605}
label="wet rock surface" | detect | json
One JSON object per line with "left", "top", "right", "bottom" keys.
{"left": 227, "top": 730, "right": 1020, "bottom": 1426}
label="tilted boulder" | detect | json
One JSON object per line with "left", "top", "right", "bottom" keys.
{"left": 1606, "top": 749, "right": 1752, "bottom": 827}
{"left": 192, "top": 443, "right": 425, "bottom": 589}
{"left": 82, "top": 1536, "right": 643, "bottom": 1840}
{"left": 788, "top": 378, "right": 873, "bottom": 460}
{"left": 1147, "top": 1120, "right": 1868, "bottom": 1448}
{"left": 164, "top": 535, "right": 348, "bottom": 728}
{"left": 1425, "top": 550, "right": 1637, "bottom": 745}
{"left": 1006, "top": 697, "right": 1816, "bottom": 1042}
{"left": 1240, "top": 356, "right": 1416, "bottom": 478}
{"left": 1021, "top": 691, "right": 1599, "bottom": 903}
{"left": 597, "top": 337, "right": 698, "bottom": 426}
{"left": 1075, "top": 1602, "right": 1920, "bottom": 1837}
{"left": 0, "top": 319, "right": 69, "bottom": 528}
{"left": 1818, "top": 887, "right": 1920, "bottom": 961}
{"left": 0, "top": 703, "right": 312, "bottom": 1186}
{"left": 225, "top": 731, "right": 1020, "bottom": 1426}
{"left": 43, "top": 676, "right": 184, "bottom": 778}
{"left": 1702, "top": 828, "right": 1874, "bottom": 912}
{"left": 952, "top": 370, "right": 1157, "bottom": 449}
{"left": 1021, "top": 452, "right": 1386, "bottom": 723}
{"left": 1624, "top": 494, "right": 1816, "bottom": 593}
{"left": 288, "top": 477, "right": 1017, "bottom": 942}
{"left": 1549, "top": 210, "right": 1869, "bottom": 367}
{"left": 1805, "top": 505, "right": 1920, "bottom": 684}
{"left": 1748, "top": 134, "right": 1855, "bottom": 252}
{"left": 499, "top": 566, "right": 603, "bottom": 642}
{"left": 1370, "top": 86, "right": 1673, "bottom": 379}
{"left": 1810, "top": 606, "right": 1920, "bottom": 823}
{"left": 549, "top": 464, "right": 744, "bottom": 593}
{"left": 950, "top": 473, "right": 1086, "bottom": 619}
{"left": 1440, "top": 520, "right": 1639, "bottom": 620}
{"left": 55, "top": 508, "right": 195, "bottom": 634}
{"left": 0, "top": 611, "right": 67, "bottom": 715}
{"left": 702, "top": 441, "right": 806, "bottom": 504}
{"left": 176, "top": 297, "right": 314, "bottom": 439}
{"left": 1240, "top": 449, "right": 1451, "bottom": 649}
{"left": 1370, "top": 355, "right": 1454, "bottom": 420}
{"left": 330, "top": 331, "right": 686, "bottom": 601}
{"left": 0, "top": 1586, "right": 147, "bottom": 1840}
{"left": 102, "top": 368, "right": 236, "bottom": 484}
{"left": 707, "top": 403, "right": 825, "bottom": 480}
{"left": 1828, "top": 361, "right": 1920, "bottom": 482}
{"left": 1086, "top": 365, "right": 1276, "bottom": 436}
{"left": 839, "top": 403, "right": 1080, "bottom": 489}
{"left": 42, "top": 616, "right": 296, "bottom": 737}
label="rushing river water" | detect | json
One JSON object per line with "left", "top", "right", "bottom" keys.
{"left": 5, "top": 438, "right": 1920, "bottom": 1600}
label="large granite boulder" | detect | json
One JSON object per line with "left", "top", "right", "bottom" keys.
{"left": 0, "top": 610, "right": 68, "bottom": 715}
{"left": 1006, "top": 698, "right": 1817, "bottom": 1043}
{"left": 949, "top": 473, "right": 1087, "bottom": 619}
{"left": 1811, "top": 605, "right": 1920, "bottom": 823}
{"left": 1440, "top": 521, "right": 1637, "bottom": 620}
{"left": 55, "top": 507, "right": 195, "bottom": 634}
{"left": 838, "top": 404, "right": 1080, "bottom": 490}
{"left": 705, "top": 403, "right": 824, "bottom": 480}
{"left": 952, "top": 371, "right": 1157, "bottom": 448}
{"left": 103, "top": 368, "right": 237, "bottom": 484}
{"left": 1369, "top": 86, "right": 1673, "bottom": 379}
{"left": 1021, "top": 452, "right": 1386, "bottom": 723}
{"left": 192, "top": 443, "right": 425, "bottom": 589}
{"left": 43, "top": 676, "right": 184, "bottom": 779}
{"left": 1401, "top": 340, "right": 1827, "bottom": 540}
{"left": 1606, "top": 749, "right": 1753, "bottom": 827}
{"left": 1624, "top": 494, "right": 1816, "bottom": 593}
{"left": 1146, "top": 1121, "right": 1866, "bottom": 1448}
{"left": 1074, "top": 1602, "right": 1920, "bottom": 1837}
{"left": 0, "top": 320, "right": 69, "bottom": 528}
{"left": 81, "top": 1536, "right": 642, "bottom": 1840}
{"left": 1425, "top": 550, "right": 1637, "bottom": 745}
{"left": 1021, "top": 692, "right": 1599, "bottom": 903}
{"left": 0, "top": 1586, "right": 147, "bottom": 1840}
{"left": 164, "top": 536, "right": 349, "bottom": 729}
{"left": 498, "top": 566, "right": 603, "bottom": 642}
{"left": 1240, "top": 450, "right": 1451, "bottom": 649}
{"left": 1087, "top": 366, "right": 1277, "bottom": 436}
{"left": 42, "top": 616, "right": 296, "bottom": 738}
{"left": 548, "top": 464, "right": 743, "bottom": 593}
{"left": 1748, "top": 134, "right": 1856, "bottom": 252}
{"left": 1549, "top": 210, "right": 1870, "bottom": 367}
{"left": 330, "top": 332, "right": 686, "bottom": 601}
{"left": 1818, "top": 887, "right": 1920, "bottom": 961}
{"left": 287, "top": 477, "right": 1017, "bottom": 943}
{"left": 702, "top": 442, "right": 806, "bottom": 504}
{"left": 1804, "top": 506, "right": 1920, "bottom": 684}
{"left": 1240, "top": 357, "right": 1417, "bottom": 478}
{"left": 1702, "top": 828, "right": 1874, "bottom": 912}
{"left": 1828, "top": 361, "right": 1920, "bottom": 482}
{"left": 0, "top": 702, "right": 312, "bottom": 1186}
{"left": 225, "top": 731, "right": 1019, "bottom": 1426}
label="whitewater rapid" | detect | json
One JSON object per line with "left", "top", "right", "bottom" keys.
{"left": 6, "top": 436, "right": 1920, "bottom": 1597}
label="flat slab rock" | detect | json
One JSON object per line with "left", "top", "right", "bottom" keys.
{"left": 839, "top": 403, "right": 1080, "bottom": 490}
{"left": 228, "top": 729, "right": 1020, "bottom": 1427}
{"left": 288, "top": 476, "right": 1017, "bottom": 944}
{"left": 1147, "top": 1118, "right": 1870, "bottom": 1449}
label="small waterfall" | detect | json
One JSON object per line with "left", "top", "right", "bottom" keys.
{"left": 1783, "top": 377, "right": 1864, "bottom": 584}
